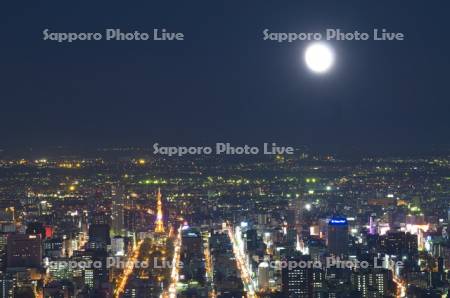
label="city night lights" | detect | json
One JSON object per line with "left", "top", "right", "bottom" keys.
{"left": 0, "top": 1, "right": 449, "bottom": 298}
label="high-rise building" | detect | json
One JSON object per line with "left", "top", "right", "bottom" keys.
{"left": 351, "top": 270, "right": 369, "bottom": 298}
{"left": 351, "top": 269, "right": 391, "bottom": 298}
{"left": 111, "top": 236, "right": 125, "bottom": 256}
{"left": 91, "top": 212, "right": 110, "bottom": 226}
{"left": 124, "top": 208, "right": 137, "bottom": 233}
{"left": 43, "top": 281, "right": 74, "bottom": 298}
{"left": 294, "top": 195, "right": 303, "bottom": 237}
{"left": 327, "top": 217, "right": 349, "bottom": 258}
{"left": 88, "top": 224, "right": 110, "bottom": 250}
{"left": 210, "top": 231, "right": 243, "bottom": 296}
{"left": 111, "top": 184, "right": 125, "bottom": 237}
{"left": 0, "top": 273, "right": 15, "bottom": 298}
{"left": 257, "top": 262, "right": 270, "bottom": 291}
{"left": 123, "top": 276, "right": 159, "bottom": 298}
{"left": 379, "top": 231, "right": 418, "bottom": 258}
{"left": 180, "top": 227, "right": 206, "bottom": 288}
{"left": 7, "top": 234, "right": 42, "bottom": 268}
{"left": 246, "top": 229, "right": 258, "bottom": 252}
{"left": 73, "top": 248, "right": 108, "bottom": 290}
{"left": 386, "top": 231, "right": 405, "bottom": 255}
{"left": 0, "top": 234, "right": 8, "bottom": 273}
{"left": 282, "top": 254, "right": 313, "bottom": 298}
{"left": 43, "top": 238, "right": 63, "bottom": 258}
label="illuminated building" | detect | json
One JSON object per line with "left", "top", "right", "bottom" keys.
{"left": 245, "top": 229, "right": 258, "bottom": 252}
{"left": 327, "top": 217, "right": 349, "bottom": 258}
{"left": 7, "top": 234, "right": 42, "bottom": 268}
{"left": 123, "top": 277, "right": 159, "bottom": 298}
{"left": 111, "top": 184, "right": 125, "bottom": 237}
{"left": 0, "top": 234, "right": 7, "bottom": 273}
{"left": 0, "top": 273, "right": 15, "bottom": 298}
{"left": 79, "top": 249, "right": 108, "bottom": 289}
{"left": 307, "top": 238, "right": 327, "bottom": 262}
{"left": 282, "top": 254, "right": 313, "bottom": 298}
{"left": 209, "top": 231, "right": 243, "bottom": 296}
{"left": 294, "top": 195, "right": 303, "bottom": 237}
{"left": 43, "top": 238, "right": 64, "bottom": 258}
{"left": 48, "top": 259, "right": 73, "bottom": 280}
{"left": 0, "top": 207, "right": 15, "bottom": 223}
{"left": 180, "top": 227, "right": 206, "bottom": 290}
{"left": 351, "top": 269, "right": 392, "bottom": 298}
{"left": 111, "top": 236, "right": 125, "bottom": 256}
{"left": 43, "top": 281, "right": 74, "bottom": 297}
{"left": 257, "top": 262, "right": 269, "bottom": 291}
{"left": 379, "top": 231, "right": 418, "bottom": 258}
{"left": 88, "top": 224, "right": 110, "bottom": 250}
{"left": 92, "top": 212, "right": 110, "bottom": 225}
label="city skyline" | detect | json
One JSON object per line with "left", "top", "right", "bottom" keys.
{"left": 0, "top": 1, "right": 449, "bottom": 298}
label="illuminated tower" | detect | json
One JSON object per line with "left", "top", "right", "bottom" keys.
{"left": 154, "top": 188, "right": 165, "bottom": 233}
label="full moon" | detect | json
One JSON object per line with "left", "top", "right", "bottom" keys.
{"left": 304, "top": 42, "right": 335, "bottom": 73}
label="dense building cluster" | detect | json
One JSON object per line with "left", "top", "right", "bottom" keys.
{"left": 0, "top": 149, "right": 449, "bottom": 297}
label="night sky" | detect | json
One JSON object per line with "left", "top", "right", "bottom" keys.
{"left": 1, "top": 2, "right": 449, "bottom": 151}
